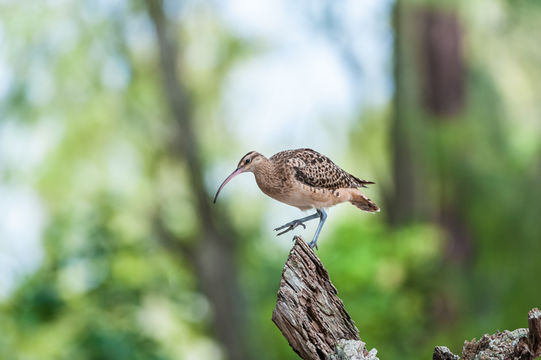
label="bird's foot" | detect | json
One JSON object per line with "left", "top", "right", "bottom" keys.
{"left": 274, "top": 219, "right": 307, "bottom": 236}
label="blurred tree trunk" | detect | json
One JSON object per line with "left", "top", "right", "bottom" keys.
{"left": 389, "top": 0, "right": 470, "bottom": 257}
{"left": 419, "top": 7, "right": 472, "bottom": 264}
{"left": 420, "top": 9, "right": 465, "bottom": 117}
{"left": 388, "top": 0, "right": 427, "bottom": 226}
{"left": 388, "top": 2, "right": 476, "bottom": 330}
{"left": 145, "top": 1, "right": 250, "bottom": 359}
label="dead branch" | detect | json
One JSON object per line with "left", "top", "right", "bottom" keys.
{"left": 273, "top": 236, "right": 378, "bottom": 360}
{"left": 434, "top": 307, "right": 541, "bottom": 360}
{"left": 273, "top": 236, "right": 539, "bottom": 360}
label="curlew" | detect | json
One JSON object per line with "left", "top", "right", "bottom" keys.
{"left": 213, "top": 148, "right": 379, "bottom": 249}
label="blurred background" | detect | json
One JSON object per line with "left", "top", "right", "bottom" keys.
{"left": 1, "top": 0, "right": 540, "bottom": 359}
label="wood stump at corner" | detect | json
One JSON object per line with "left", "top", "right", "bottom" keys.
{"left": 272, "top": 236, "right": 378, "bottom": 360}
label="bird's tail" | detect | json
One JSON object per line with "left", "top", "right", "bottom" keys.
{"left": 349, "top": 191, "right": 380, "bottom": 213}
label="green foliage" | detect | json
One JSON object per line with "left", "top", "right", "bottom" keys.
{"left": 321, "top": 221, "right": 444, "bottom": 359}
{"left": 1, "top": 0, "right": 541, "bottom": 359}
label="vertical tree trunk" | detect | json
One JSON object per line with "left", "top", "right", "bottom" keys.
{"left": 145, "top": 2, "right": 250, "bottom": 359}
{"left": 389, "top": 2, "right": 471, "bottom": 265}
{"left": 389, "top": 1, "right": 472, "bottom": 328}
{"left": 420, "top": 9, "right": 465, "bottom": 117}
{"left": 388, "top": 0, "right": 427, "bottom": 226}
{"left": 418, "top": 7, "right": 472, "bottom": 264}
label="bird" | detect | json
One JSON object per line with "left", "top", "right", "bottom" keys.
{"left": 213, "top": 148, "right": 379, "bottom": 249}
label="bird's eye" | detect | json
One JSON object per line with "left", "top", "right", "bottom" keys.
{"left": 245, "top": 158, "right": 251, "bottom": 164}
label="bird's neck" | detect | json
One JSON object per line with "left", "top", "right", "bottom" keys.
{"left": 253, "top": 157, "right": 278, "bottom": 192}
{"left": 253, "top": 157, "right": 273, "bottom": 178}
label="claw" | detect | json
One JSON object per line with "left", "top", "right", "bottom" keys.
{"left": 276, "top": 228, "right": 290, "bottom": 236}
{"left": 274, "top": 219, "right": 307, "bottom": 236}
{"left": 274, "top": 211, "right": 321, "bottom": 243}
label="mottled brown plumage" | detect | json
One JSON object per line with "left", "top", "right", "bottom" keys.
{"left": 270, "top": 148, "right": 374, "bottom": 191}
{"left": 214, "top": 148, "right": 379, "bottom": 248}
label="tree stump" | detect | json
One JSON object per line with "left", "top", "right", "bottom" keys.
{"left": 433, "top": 307, "right": 541, "bottom": 360}
{"left": 272, "top": 236, "right": 378, "bottom": 360}
{"left": 271, "top": 236, "right": 540, "bottom": 360}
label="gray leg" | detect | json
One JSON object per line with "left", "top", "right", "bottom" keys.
{"left": 274, "top": 212, "right": 320, "bottom": 236}
{"left": 308, "top": 209, "right": 327, "bottom": 250}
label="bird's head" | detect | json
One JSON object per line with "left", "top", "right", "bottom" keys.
{"left": 213, "top": 151, "right": 264, "bottom": 203}
{"left": 235, "top": 151, "right": 264, "bottom": 172}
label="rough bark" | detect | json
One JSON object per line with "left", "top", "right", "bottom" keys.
{"left": 528, "top": 308, "right": 541, "bottom": 357}
{"left": 272, "top": 236, "right": 378, "bottom": 360}
{"left": 273, "top": 236, "right": 539, "bottom": 360}
{"left": 433, "top": 346, "right": 460, "bottom": 360}
{"left": 433, "top": 307, "right": 541, "bottom": 360}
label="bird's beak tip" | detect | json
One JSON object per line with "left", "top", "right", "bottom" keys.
{"left": 213, "top": 167, "right": 243, "bottom": 204}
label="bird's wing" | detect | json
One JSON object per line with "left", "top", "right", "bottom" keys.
{"left": 277, "top": 148, "right": 374, "bottom": 190}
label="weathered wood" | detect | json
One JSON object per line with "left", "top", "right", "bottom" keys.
{"left": 528, "top": 308, "right": 541, "bottom": 357}
{"left": 433, "top": 346, "right": 459, "bottom": 360}
{"left": 272, "top": 236, "right": 378, "bottom": 360}
{"left": 273, "top": 235, "right": 539, "bottom": 360}
{"left": 328, "top": 340, "right": 379, "bottom": 360}
{"left": 462, "top": 329, "right": 530, "bottom": 360}
{"left": 433, "top": 307, "right": 541, "bottom": 360}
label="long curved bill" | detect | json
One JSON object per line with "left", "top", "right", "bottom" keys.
{"left": 213, "top": 168, "right": 244, "bottom": 203}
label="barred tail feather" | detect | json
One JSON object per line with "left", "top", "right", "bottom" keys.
{"left": 350, "top": 192, "right": 380, "bottom": 213}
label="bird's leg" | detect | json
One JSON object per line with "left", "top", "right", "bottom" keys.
{"left": 274, "top": 212, "right": 320, "bottom": 236}
{"left": 308, "top": 209, "right": 327, "bottom": 250}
